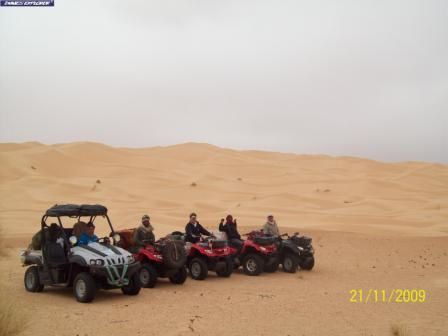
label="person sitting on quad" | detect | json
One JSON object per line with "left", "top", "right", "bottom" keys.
{"left": 219, "top": 215, "right": 243, "bottom": 250}
{"left": 185, "top": 212, "right": 211, "bottom": 243}
{"left": 78, "top": 222, "right": 99, "bottom": 245}
{"left": 133, "top": 214, "right": 155, "bottom": 249}
{"left": 263, "top": 215, "right": 280, "bottom": 237}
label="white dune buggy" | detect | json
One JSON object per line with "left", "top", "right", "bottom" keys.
{"left": 22, "top": 204, "right": 141, "bottom": 303}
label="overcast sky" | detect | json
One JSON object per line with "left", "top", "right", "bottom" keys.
{"left": 0, "top": 0, "right": 447, "bottom": 162}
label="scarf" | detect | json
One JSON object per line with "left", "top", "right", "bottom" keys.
{"left": 140, "top": 223, "right": 154, "bottom": 233}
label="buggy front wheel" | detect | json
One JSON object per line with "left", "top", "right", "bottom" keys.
{"left": 122, "top": 272, "right": 141, "bottom": 296}
{"left": 73, "top": 272, "right": 96, "bottom": 303}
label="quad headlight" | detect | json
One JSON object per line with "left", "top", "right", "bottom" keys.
{"left": 89, "top": 259, "right": 105, "bottom": 266}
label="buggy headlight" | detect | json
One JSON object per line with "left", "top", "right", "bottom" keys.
{"left": 69, "top": 236, "right": 77, "bottom": 245}
{"left": 127, "top": 255, "right": 134, "bottom": 263}
{"left": 259, "top": 246, "right": 267, "bottom": 252}
{"left": 113, "top": 233, "right": 121, "bottom": 243}
{"left": 90, "top": 259, "right": 105, "bottom": 266}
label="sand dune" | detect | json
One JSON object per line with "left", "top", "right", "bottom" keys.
{"left": 1, "top": 142, "right": 446, "bottom": 237}
{"left": 0, "top": 142, "right": 447, "bottom": 335}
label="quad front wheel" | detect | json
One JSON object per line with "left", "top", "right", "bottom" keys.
{"left": 242, "top": 254, "right": 264, "bottom": 276}
{"left": 282, "top": 253, "right": 299, "bottom": 273}
{"left": 139, "top": 264, "right": 158, "bottom": 288}
{"left": 189, "top": 257, "right": 208, "bottom": 280}
{"left": 299, "top": 256, "right": 315, "bottom": 270}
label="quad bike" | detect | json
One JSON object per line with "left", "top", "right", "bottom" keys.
{"left": 21, "top": 204, "right": 141, "bottom": 303}
{"left": 115, "top": 229, "right": 187, "bottom": 288}
{"left": 170, "top": 232, "right": 234, "bottom": 280}
{"left": 277, "top": 232, "right": 315, "bottom": 273}
{"left": 229, "top": 230, "right": 278, "bottom": 276}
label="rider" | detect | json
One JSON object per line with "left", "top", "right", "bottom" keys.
{"left": 262, "top": 214, "right": 280, "bottom": 237}
{"left": 133, "top": 214, "right": 155, "bottom": 249}
{"left": 185, "top": 212, "right": 211, "bottom": 243}
{"left": 78, "top": 222, "right": 99, "bottom": 245}
{"left": 219, "top": 214, "right": 243, "bottom": 250}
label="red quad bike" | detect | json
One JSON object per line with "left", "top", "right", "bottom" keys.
{"left": 180, "top": 234, "right": 234, "bottom": 280}
{"left": 116, "top": 229, "right": 187, "bottom": 288}
{"left": 231, "top": 230, "right": 278, "bottom": 276}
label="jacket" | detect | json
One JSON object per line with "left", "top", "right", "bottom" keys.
{"left": 133, "top": 224, "right": 155, "bottom": 248}
{"left": 78, "top": 233, "right": 99, "bottom": 245}
{"left": 262, "top": 221, "right": 280, "bottom": 237}
{"left": 185, "top": 222, "right": 211, "bottom": 243}
{"left": 219, "top": 221, "right": 241, "bottom": 240}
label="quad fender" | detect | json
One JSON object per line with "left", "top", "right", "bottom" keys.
{"left": 240, "top": 245, "right": 258, "bottom": 256}
{"left": 139, "top": 248, "right": 163, "bottom": 264}
{"left": 281, "top": 244, "right": 300, "bottom": 255}
{"left": 187, "top": 245, "right": 205, "bottom": 257}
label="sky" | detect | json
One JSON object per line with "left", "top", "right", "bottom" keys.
{"left": 0, "top": 0, "right": 447, "bottom": 163}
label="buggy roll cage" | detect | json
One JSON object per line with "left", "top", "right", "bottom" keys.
{"left": 39, "top": 204, "right": 117, "bottom": 256}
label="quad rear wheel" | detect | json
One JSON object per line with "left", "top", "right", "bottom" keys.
{"left": 242, "top": 254, "right": 264, "bottom": 276}
{"left": 216, "top": 258, "right": 233, "bottom": 277}
{"left": 169, "top": 267, "right": 187, "bottom": 284}
{"left": 264, "top": 257, "right": 279, "bottom": 273}
{"left": 24, "top": 266, "right": 44, "bottom": 293}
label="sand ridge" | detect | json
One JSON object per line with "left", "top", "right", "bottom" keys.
{"left": 0, "top": 142, "right": 447, "bottom": 238}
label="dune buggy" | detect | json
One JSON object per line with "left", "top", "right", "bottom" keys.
{"left": 277, "top": 232, "right": 315, "bottom": 272}
{"left": 116, "top": 229, "right": 187, "bottom": 287}
{"left": 21, "top": 204, "right": 141, "bottom": 303}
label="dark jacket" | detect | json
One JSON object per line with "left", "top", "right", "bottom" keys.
{"left": 133, "top": 225, "right": 155, "bottom": 248}
{"left": 185, "top": 222, "right": 211, "bottom": 243}
{"left": 219, "top": 221, "right": 241, "bottom": 240}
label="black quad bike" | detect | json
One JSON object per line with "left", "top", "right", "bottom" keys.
{"left": 277, "top": 232, "right": 315, "bottom": 273}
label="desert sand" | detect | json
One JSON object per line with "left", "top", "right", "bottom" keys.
{"left": 0, "top": 142, "right": 447, "bottom": 335}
